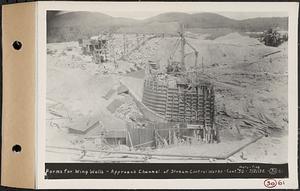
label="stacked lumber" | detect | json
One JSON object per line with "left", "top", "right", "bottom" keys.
{"left": 239, "top": 112, "right": 279, "bottom": 136}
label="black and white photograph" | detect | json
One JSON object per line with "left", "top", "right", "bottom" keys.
{"left": 0, "top": 1, "right": 297, "bottom": 189}
{"left": 45, "top": 9, "right": 289, "bottom": 164}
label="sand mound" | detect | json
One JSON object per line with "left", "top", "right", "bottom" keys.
{"left": 215, "top": 32, "right": 262, "bottom": 46}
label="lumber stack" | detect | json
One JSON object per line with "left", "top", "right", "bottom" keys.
{"left": 239, "top": 112, "right": 279, "bottom": 136}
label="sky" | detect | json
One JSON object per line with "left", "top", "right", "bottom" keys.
{"left": 107, "top": 11, "right": 288, "bottom": 20}
{"left": 57, "top": 10, "right": 287, "bottom": 20}
{"left": 217, "top": 12, "right": 288, "bottom": 20}
{"left": 51, "top": 1, "right": 291, "bottom": 21}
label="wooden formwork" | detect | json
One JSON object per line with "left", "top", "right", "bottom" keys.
{"left": 142, "top": 78, "right": 217, "bottom": 143}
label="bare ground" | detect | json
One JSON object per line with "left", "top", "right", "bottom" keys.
{"left": 46, "top": 32, "right": 288, "bottom": 163}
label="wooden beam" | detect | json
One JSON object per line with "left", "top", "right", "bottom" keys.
{"left": 47, "top": 145, "right": 226, "bottom": 159}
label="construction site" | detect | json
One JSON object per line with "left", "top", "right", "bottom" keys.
{"left": 46, "top": 19, "right": 288, "bottom": 163}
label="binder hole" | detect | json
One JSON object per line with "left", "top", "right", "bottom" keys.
{"left": 12, "top": 144, "right": 22, "bottom": 153}
{"left": 12, "top": 41, "right": 22, "bottom": 50}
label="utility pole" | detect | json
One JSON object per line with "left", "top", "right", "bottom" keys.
{"left": 136, "top": 33, "right": 140, "bottom": 46}
{"left": 123, "top": 33, "right": 127, "bottom": 55}
{"left": 195, "top": 52, "right": 199, "bottom": 84}
{"left": 202, "top": 56, "right": 204, "bottom": 73}
{"left": 180, "top": 24, "right": 185, "bottom": 72}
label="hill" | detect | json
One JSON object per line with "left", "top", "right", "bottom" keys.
{"left": 237, "top": 17, "right": 288, "bottom": 32}
{"left": 145, "top": 12, "right": 237, "bottom": 28}
{"left": 47, "top": 11, "right": 139, "bottom": 42}
{"left": 47, "top": 11, "right": 288, "bottom": 43}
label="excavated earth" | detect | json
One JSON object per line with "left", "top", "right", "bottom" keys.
{"left": 46, "top": 32, "right": 288, "bottom": 163}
